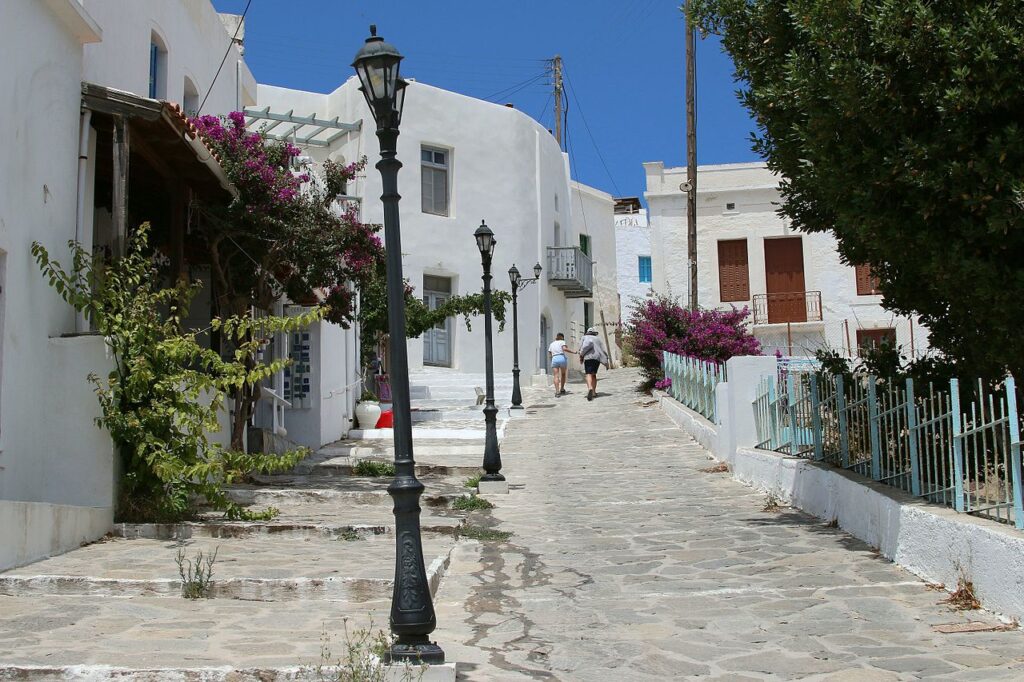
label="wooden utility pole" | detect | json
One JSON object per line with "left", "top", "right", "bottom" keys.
{"left": 552, "top": 55, "right": 564, "bottom": 150}
{"left": 685, "top": 2, "right": 698, "bottom": 310}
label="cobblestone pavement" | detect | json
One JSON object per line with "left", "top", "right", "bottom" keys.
{"left": 434, "top": 368, "right": 1024, "bottom": 681}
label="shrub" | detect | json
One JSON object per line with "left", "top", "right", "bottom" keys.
{"left": 624, "top": 295, "right": 761, "bottom": 386}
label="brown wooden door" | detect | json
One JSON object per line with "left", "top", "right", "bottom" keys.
{"left": 764, "top": 237, "right": 806, "bottom": 323}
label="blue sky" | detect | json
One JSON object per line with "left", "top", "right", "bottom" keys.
{"left": 211, "top": 0, "right": 760, "bottom": 201}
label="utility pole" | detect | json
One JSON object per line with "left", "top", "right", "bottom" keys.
{"left": 552, "top": 55, "right": 564, "bottom": 150}
{"left": 685, "top": 2, "right": 698, "bottom": 310}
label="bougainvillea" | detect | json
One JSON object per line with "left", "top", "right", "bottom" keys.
{"left": 192, "top": 112, "right": 383, "bottom": 327}
{"left": 624, "top": 295, "right": 761, "bottom": 386}
{"left": 191, "top": 112, "right": 385, "bottom": 448}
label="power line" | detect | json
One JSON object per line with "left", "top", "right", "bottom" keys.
{"left": 198, "top": 0, "right": 252, "bottom": 114}
{"left": 481, "top": 71, "right": 550, "bottom": 103}
{"left": 563, "top": 66, "right": 623, "bottom": 197}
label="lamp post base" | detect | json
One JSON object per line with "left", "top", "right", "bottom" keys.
{"left": 510, "top": 405, "right": 525, "bottom": 410}
{"left": 386, "top": 641, "right": 446, "bottom": 665}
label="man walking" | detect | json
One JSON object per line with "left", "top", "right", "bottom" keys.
{"left": 578, "top": 327, "right": 610, "bottom": 401}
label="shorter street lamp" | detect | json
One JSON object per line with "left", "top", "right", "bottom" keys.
{"left": 507, "top": 262, "right": 543, "bottom": 409}
{"left": 475, "top": 221, "right": 504, "bottom": 484}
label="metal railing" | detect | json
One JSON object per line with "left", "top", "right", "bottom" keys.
{"left": 661, "top": 351, "right": 726, "bottom": 423}
{"left": 754, "top": 368, "right": 1024, "bottom": 528}
{"left": 752, "top": 291, "right": 823, "bottom": 325}
{"left": 547, "top": 246, "right": 593, "bottom": 298}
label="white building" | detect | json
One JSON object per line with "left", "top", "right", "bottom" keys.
{"left": 613, "top": 197, "right": 652, "bottom": 322}
{"left": 644, "top": 161, "right": 929, "bottom": 357}
{"left": 254, "top": 76, "right": 618, "bottom": 378}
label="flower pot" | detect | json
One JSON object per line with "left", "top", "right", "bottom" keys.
{"left": 355, "top": 401, "right": 382, "bottom": 430}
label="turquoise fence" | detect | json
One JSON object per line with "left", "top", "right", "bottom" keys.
{"left": 753, "top": 368, "right": 1024, "bottom": 529}
{"left": 661, "top": 352, "right": 726, "bottom": 423}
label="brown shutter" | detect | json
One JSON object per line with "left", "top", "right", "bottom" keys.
{"left": 855, "top": 264, "right": 881, "bottom": 295}
{"left": 718, "top": 239, "right": 750, "bottom": 302}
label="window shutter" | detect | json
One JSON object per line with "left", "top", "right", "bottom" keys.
{"left": 433, "top": 168, "right": 448, "bottom": 215}
{"left": 855, "top": 264, "right": 880, "bottom": 295}
{"left": 421, "top": 167, "right": 433, "bottom": 213}
{"left": 717, "top": 239, "right": 749, "bottom": 302}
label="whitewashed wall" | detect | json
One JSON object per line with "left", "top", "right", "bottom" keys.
{"left": 257, "top": 78, "right": 605, "bottom": 380}
{"left": 571, "top": 182, "right": 620, "bottom": 362}
{"left": 645, "top": 161, "right": 930, "bottom": 357}
{"left": 81, "top": 0, "right": 256, "bottom": 115}
{"left": 615, "top": 208, "right": 651, "bottom": 322}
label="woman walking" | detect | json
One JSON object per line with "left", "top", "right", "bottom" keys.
{"left": 547, "top": 333, "right": 574, "bottom": 397}
{"left": 578, "top": 327, "right": 610, "bottom": 401}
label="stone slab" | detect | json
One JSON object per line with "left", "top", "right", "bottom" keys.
{"left": 477, "top": 480, "right": 509, "bottom": 495}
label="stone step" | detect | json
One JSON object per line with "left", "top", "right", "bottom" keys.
{"left": 0, "top": 664, "right": 457, "bottom": 681}
{"left": 223, "top": 475, "right": 469, "bottom": 510}
{"left": 0, "top": 533, "right": 454, "bottom": 603}
{"left": 290, "top": 456, "right": 481, "bottom": 479}
{"left": 111, "top": 516, "right": 465, "bottom": 541}
{"left": 0, "top": 594, "right": 387, "bottom": 672}
{"left": 316, "top": 441, "right": 486, "bottom": 457}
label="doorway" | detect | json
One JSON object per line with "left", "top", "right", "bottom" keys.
{"left": 764, "top": 237, "right": 807, "bottom": 323}
{"left": 539, "top": 314, "right": 549, "bottom": 372}
{"left": 423, "top": 275, "right": 453, "bottom": 367}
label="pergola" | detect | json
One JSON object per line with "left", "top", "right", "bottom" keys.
{"left": 243, "top": 107, "right": 361, "bottom": 148}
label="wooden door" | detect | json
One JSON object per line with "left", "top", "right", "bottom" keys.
{"left": 764, "top": 238, "right": 806, "bottom": 323}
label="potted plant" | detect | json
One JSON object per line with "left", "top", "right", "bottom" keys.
{"left": 355, "top": 389, "right": 382, "bottom": 430}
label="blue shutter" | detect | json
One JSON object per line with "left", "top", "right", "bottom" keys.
{"left": 638, "top": 256, "right": 652, "bottom": 283}
{"left": 149, "top": 43, "right": 159, "bottom": 99}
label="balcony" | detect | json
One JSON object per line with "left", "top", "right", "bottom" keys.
{"left": 753, "top": 291, "right": 823, "bottom": 325}
{"left": 547, "top": 246, "right": 593, "bottom": 298}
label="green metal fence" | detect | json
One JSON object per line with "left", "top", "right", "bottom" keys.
{"left": 661, "top": 352, "right": 726, "bottom": 423}
{"left": 754, "top": 369, "right": 1024, "bottom": 529}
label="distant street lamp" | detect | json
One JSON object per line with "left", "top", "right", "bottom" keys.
{"left": 507, "top": 262, "right": 542, "bottom": 409}
{"left": 474, "top": 221, "right": 504, "bottom": 482}
{"left": 352, "top": 25, "right": 444, "bottom": 665}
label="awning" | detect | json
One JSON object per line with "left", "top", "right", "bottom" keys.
{"left": 82, "top": 82, "right": 237, "bottom": 201}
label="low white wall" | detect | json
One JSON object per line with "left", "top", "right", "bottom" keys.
{"left": 659, "top": 354, "right": 1024, "bottom": 622}
{"left": 0, "top": 500, "right": 113, "bottom": 571}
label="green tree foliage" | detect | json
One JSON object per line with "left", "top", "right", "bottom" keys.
{"left": 32, "top": 225, "right": 314, "bottom": 522}
{"left": 358, "top": 258, "right": 510, "bottom": 362}
{"left": 688, "top": 1, "right": 1024, "bottom": 378}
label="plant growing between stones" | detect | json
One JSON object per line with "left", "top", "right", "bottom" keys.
{"left": 457, "top": 525, "right": 513, "bottom": 543}
{"left": 944, "top": 565, "right": 981, "bottom": 611}
{"left": 32, "top": 226, "right": 312, "bottom": 522}
{"left": 312, "top": 620, "right": 425, "bottom": 682}
{"left": 463, "top": 474, "right": 482, "bottom": 489}
{"left": 452, "top": 495, "right": 494, "bottom": 511}
{"left": 351, "top": 460, "right": 395, "bottom": 477}
{"left": 761, "top": 493, "right": 783, "bottom": 512}
{"left": 336, "top": 528, "right": 362, "bottom": 542}
{"left": 176, "top": 547, "right": 218, "bottom": 599}
{"left": 700, "top": 462, "right": 730, "bottom": 474}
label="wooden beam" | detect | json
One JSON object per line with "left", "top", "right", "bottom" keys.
{"left": 111, "top": 114, "right": 129, "bottom": 259}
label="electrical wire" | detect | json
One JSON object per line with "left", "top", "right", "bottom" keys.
{"left": 198, "top": 0, "right": 252, "bottom": 114}
{"left": 481, "top": 71, "right": 550, "bottom": 103}
{"left": 563, "top": 66, "right": 623, "bottom": 197}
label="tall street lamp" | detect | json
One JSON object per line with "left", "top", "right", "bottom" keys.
{"left": 352, "top": 25, "right": 444, "bottom": 665}
{"left": 507, "top": 262, "right": 542, "bottom": 409}
{"left": 474, "top": 221, "right": 504, "bottom": 485}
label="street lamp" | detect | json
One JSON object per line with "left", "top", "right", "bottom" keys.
{"left": 507, "top": 262, "right": 542, "bottom": 409}
{"left": 352, "top": 25, "right": 444, "bottom": 666}
{"left": 474, "top": 221, "right": 504, "bottom": 484}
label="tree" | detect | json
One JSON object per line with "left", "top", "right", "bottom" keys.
{"left": 357, "top": 258, "right": 510, "bottom": 365}
{"left": 192, "top": 113, "right": 385, "bottom": 446}
{"left": 32, "top": 225, "right": 313, "bottom": 522}
{"left": 688, "top": 1, "right": 1024, "bottom": 378}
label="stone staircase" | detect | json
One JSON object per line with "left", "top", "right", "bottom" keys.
{"left": 0, "top": 438, "right": 480, "bottom": 679}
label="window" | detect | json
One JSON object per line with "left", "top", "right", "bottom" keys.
{"left": 148, "top": 32, "right": 168, "bottom": 100}
{"left": 717, "top": 239, "right": 750, "bottom": 302}
{"left": 855, "top": 263, "right": 881, "bottom": 295}
{"left": 584, "top": 302, "right": 593, "bottom": 332}
{"left": 183, "top": 77, "right": 199, "bottom": 116}
{"left": 857, "top": 328, "right": 896, "bottom": 355}
{"left": 579, "top": 234, "right": 591, "bottom": 256}
{"left": 638, "top": 256, "right": 652, "bottom": 283}
{"left": 421, "top": 146, "right": 449, "bottom": 216}
{"left": 725, "top": 202, "right": 736, "bottom": 211}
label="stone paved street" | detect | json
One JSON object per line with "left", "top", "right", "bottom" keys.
{"left": 435, "top": 368, "right": 1024, "bottom": 680}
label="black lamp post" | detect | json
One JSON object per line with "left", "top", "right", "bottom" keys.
{"left": 352, "top": 26, "right": 443, "bottom": 665}
{"left": 507, "top": 262, "right": 542, "bottom": 409}
{"left": 474, "top": 221, "right": 503, "bottom": 482}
